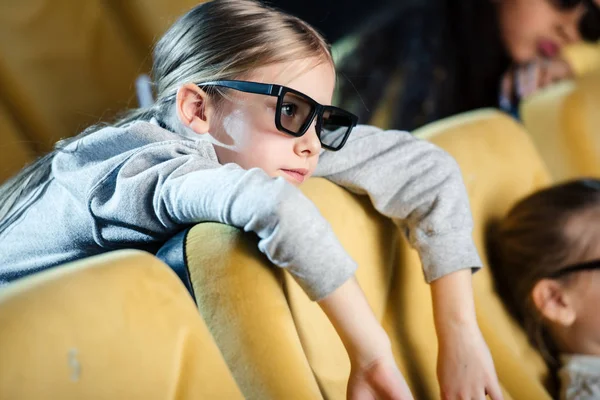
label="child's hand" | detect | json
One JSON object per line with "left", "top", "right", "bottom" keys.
{"left": 318, "top": 278, "right": 415, "bottom": 400}
{"left": 431, "top": 270, "right": 503, "bottom": 400}
{"left": 501, "top": 57, "right": 573, "bottom": 102}
{"left": 348, "top": 353, "right": 414, "bottom": 400}
{"left": 437, "top": 322, "right": 503, "bottom": 400}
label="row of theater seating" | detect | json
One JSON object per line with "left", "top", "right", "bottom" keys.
{"left": 1, "top": 94, "right": 597, "bottom": 399}
{"left": 0, "top": 0, "right": 206, "bottom": 183}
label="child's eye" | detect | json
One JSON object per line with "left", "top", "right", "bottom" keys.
{"left": 281, "top": 103, "right": 297, "bottom": 117}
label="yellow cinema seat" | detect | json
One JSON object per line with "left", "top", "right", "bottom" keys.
{"left": 182, "top": 180, "right": 415, "bottom": 399}
{"left": 0, "top": 250, "right": 242, "bottom": 400}
{"left": 521, "top": 70, "right": 600, "bottom": 182}
{"left": 0, "top": 0, "right": 144, "bottom": 152}
{"left": 406, "top": 109, "right": 553, "bottom": 400}
{"left": 0, "top": 100, "right": 34, "bottom": 183}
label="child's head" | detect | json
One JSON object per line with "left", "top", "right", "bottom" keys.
{"left": 489, "top": 179, "right": 600, "bottom": 363}
{"left": 144, "top": 0, "right": 356, "bottom": 185}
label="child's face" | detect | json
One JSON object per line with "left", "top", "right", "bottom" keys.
{"left": 562, "top": 255, "right": 600, "bottom": 356}
{"left": 570, "top": 271, "right": 600, "bottom": 355}
{"left": 207, "top": 58, "right": 336, "bottom": 186}
{"left": 539, "top": 223, "right": 600, "bottom": 356}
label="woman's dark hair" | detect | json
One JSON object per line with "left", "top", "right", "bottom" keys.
{"left": 486, "top": 179, "right": 600, "bottom": 389}
{"left": 336, "top": 0, "right": 509, "bottom": 131}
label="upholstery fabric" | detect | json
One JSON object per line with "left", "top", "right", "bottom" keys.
{"left": 0, "top": 0, "right": 144, "bottom": 152}
{"left": 184, "top": 179, "right": 414, "bottom": 399}
{"left": 562, "top": 41, "right": 600, "bottom": 78}
{"left": 412, "top": 109, "right": 552, "bottom": 399}
{"left": 0, "top": 100, "right": 33, "bottom": 182}
{"left": 521, "top": 70, "right": 600, "bottom": 181}
{"left": 0, "top": 250, "right": 242, "bottom": 400}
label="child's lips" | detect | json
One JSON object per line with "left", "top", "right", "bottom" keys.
{"left": 281, "top": 168, "right": 308, "bottom": 183}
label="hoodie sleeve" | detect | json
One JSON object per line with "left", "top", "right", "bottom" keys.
{"left": 315, "top": 125, "right": 481, "bottom": 282}
{"left": 87, "top": 141, "right": 356, "bottom": 301}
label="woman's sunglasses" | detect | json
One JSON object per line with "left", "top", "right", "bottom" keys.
{"left": 549, "top": 259, "right": 600, "bottom": 279}
{"left": 197, "top": 80, "right": 358, "bottom": 151}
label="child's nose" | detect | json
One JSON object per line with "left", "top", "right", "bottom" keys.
{"left": 295, "top": 122, "right": 321, "bottom": 156}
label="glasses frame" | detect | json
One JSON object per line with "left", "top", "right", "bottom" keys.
{"left": 197, "top": 80, "right": 358, "bottom": 151}
{"left": 549, "top": 259, "right": 600, "bottom": 279}
{"left": 555, "top": 0, "right": 596, "bottom": 9}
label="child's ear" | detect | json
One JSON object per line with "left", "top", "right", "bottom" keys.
{"left": 176, "top": 83, "right": 213, "bottom": 134}
{"left": 531, "top": 279, "right": 576, "bottom": 327}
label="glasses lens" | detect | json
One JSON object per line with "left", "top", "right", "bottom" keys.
{"left": 279, "top": 92, "right": 315, "bottom": 135}
{"left": 319, "top": 108, "right": 354, "bottom": 150}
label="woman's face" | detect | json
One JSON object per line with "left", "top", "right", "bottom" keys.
{"left": 497, "top": 0, "right": 591, "bottom": 63}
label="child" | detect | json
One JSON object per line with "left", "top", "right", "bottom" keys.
{"left": 0, "top": 1, "right": 502, "bottom": 398}
{"left": 488, "top": 179, "right": 600, "bottom": 400}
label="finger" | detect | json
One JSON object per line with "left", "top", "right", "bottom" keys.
{"left": 528, "top": 62, "right": 541, "bottom": 96}
{"left": 519, "top": 62, "right": 539, "bottom": 98}
{"left": 500, "top": 69, "right": 514, "bottom": 99}
{"left": 499, "top": 69, "right": 515, "bottom": 111}
{"left": 370, "top": 367, "right": 413, "bottom": 400}
{"left": 348, "top": 384, "right": 375, "bottom": 400}
{"left": 485, "top": 381, "right": 505, "bottom": 400}
{"left": 538, "top": 59, "right": 553, "bottom": 88}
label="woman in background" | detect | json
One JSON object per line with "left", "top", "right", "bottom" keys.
{"left": 337, "top": 0, "right": 600, "bottom": 130}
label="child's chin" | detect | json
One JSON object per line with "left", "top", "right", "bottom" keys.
{"left": 283, "top": 177, "right": 302, "bottom": 186}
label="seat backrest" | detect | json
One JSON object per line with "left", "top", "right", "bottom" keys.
{"left": 181, "top": 178, "right": 414, "bottom": 399}
{"left": 0, "top": 0, "right": 146, "bottom": 153}
{"left": 0, "top": 100, "right": 34, "bottom": 183}
{"left": 105, "top": 0, "right": 208, "bottom": 51}
{"left": 400, "top": 109, "right": 554, "bottom": 399}
{"left": 0, "top": 249, "right": 242, "bottom": 399}
{"left": 521, "top": 71, "right": 600, "bottom": 182}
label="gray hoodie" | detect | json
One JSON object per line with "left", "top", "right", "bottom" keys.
{"left": 0, "top": 120, "right": 481, "bottom": 300}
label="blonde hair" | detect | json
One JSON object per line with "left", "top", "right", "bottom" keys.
{"left": 0, "top": 0, "right": 333, "bottom": 229}
{"left": 120, "top": 0, "right": 333, "bottom": 130}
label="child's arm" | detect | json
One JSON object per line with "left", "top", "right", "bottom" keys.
{"left": 431, "top": 269, "right": 502, "bottom": 400}
{"left": 315, "top": 125, "right": 503, "bottom": 399}
{"left": 315, "top": 125, "right": 481, "bottom": 283}
{"left": 84, "top": 134, "right": 412, "bottom": 398}
{"left": 85, "top": 147, "right": 356, "bottom": 300}
{"left": 319, "top": 277, "right": 413, "bottom": 400}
